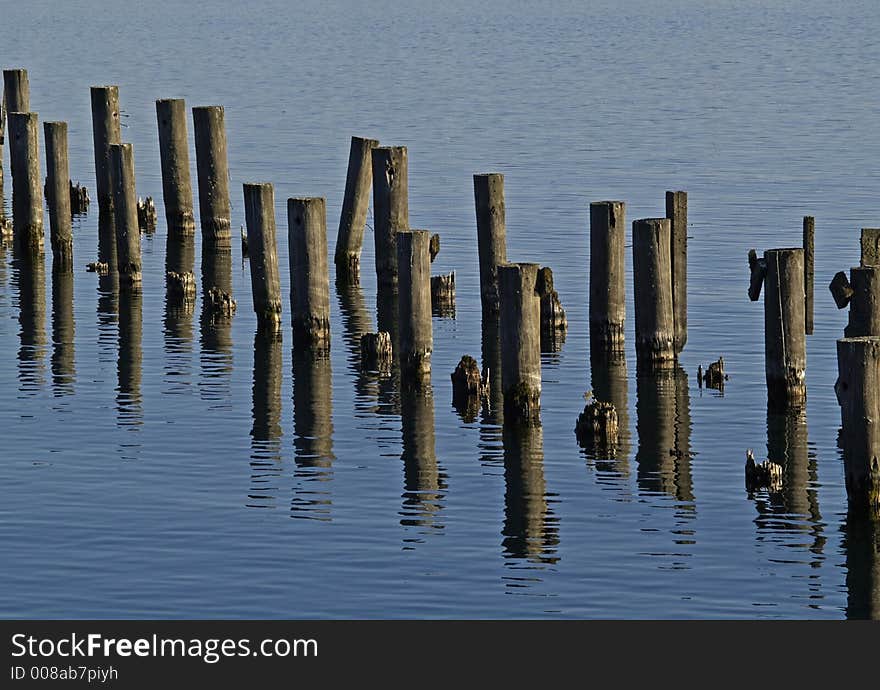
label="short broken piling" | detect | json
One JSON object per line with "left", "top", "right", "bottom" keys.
{"left": 335, "top": 136, "right": 379, "bottom": 283}
{"left": 193, "top": 106, "right": 231, "bottom": 247}
{"left": 360, "top": 332, "right": 392, "bottom": 374}
{"left": 372, "top": 146, "right": 408, "bottom": 289}
{"left": 632, "top": 218, "right": 675, "bottom": 368}
{"left": 288, "top": 197, "right": 331, "bottom": 353}
{"left": 430, "top": 271, "right": 455, "bottom": 317}
{"left": 589, "top": 201, "right": 626, "bottom": 355}
{"left": 474, "top": 173, "right": 507, "bottom": 317}
{"left": 109, "top": 143, "right": 142, "bottom": 286}
{"left": 666, "top": 191, "right": 688, "bottom": 353}
{"left": 451, "top": 354, "right": 488, "bottom": 422}
{"left": 156, "top": 98, "right": 195, "bottom": 238}
{"left": 43, "top": 121, "right": 73, "bottom": 269}
{"left": 499, "top": 262, "right": 541, "bottom": 424}
{"left": 397, "top": 230, "right": 433, "bottom": 380}
{"left": 8, "top": 112, "right": 44, "bottom": 256}
{"left": 835, "top": 336, "right": 880, "bottom": 515}
{"left": 536, "top": 266, "right": 566, "bottom": 352}
{"left": 243, "top": 183, "right": 282, "bottom": 333}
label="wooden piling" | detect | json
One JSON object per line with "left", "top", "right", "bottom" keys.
{"left": 498, "top": 262, "right": 541, "bottom": 424}
{"left": 474, "top": 173, "right": 508, "bottom": 316}
{"left": 156, "top": 99, "right": 195, "bottom": 238}
{"left": 430, "top": 271, "right": 456, "bottom": 317}
{"left": 288, "top": 197, "right": 331, "bottom": 352}
{"left": 843, "top": 266, "right": 880, "bottom": 337}
{"left": 335, "top": 135, "right": 379, "bottom": 283}
{"left": 371, "top": 146, "right": 408, "bottom": 289}
{"left": 764, "top": 248, "right": 807, "bottom": 409}
{"left": 243, "top": 183, "right": 282, "bottom": 333}
{"left": 397, "top": 229, "right": 433, "bottom": 379}
{"left": 666, "top": 191, "right": 688, "bottom": 353}
{"left": 835, "top": 336, "right": 880, "bottom": 514}
{"left": 43, "top": 121, "right": 73, "bottom": 269}
{"left": 803, "top": 216, "right": 814, "bottom": 335}
{"left": 3, "top": 69, "right": 29, "bottom": 188}
{"left": 109, "top": 143, "right": 142, "bottom": 285}
{"left": 90, "top": 86, "right": 121, "bottom": 269}
{"left": 861, "top": 228, "right": 880, "bottom": 267}
{"left": 8, "top": 112, "right": 44, "bottom": 256}
{"left": 632, "top": 218, "right": 675, "bottom": 368}
{"left": 193, "top": 106, "right": 231, "bottom": 247}
{"left": 536, "top": 266, "right": 567, "bottom": 352}
{"left": 589, "top": 201, "right": 626, "bottom": 354}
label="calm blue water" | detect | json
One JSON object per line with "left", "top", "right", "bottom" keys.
{"left": 1, "top": 0, "right": 878, "bottom": 618}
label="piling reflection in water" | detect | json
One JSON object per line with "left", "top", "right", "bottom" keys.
{"left": 480, "top": 314, "right": 503, "bottom": 427}
{"left": 585, "top": 349, "right": 631, "bottom": 482}
{"left": 375, "top": 284, "right": 400, "bottom": 415}
{"left": 752, "top": 409, "right": 824, "bottom": 560}
{"left": 635, "top": 365, "right": 693, "bottom": 507}
{"left": 116, "top": 287, "right": 143, "bottom": 429}
{"left": 200, "top": 245, "right": 234, "bottom": 402}
{"left": 291, "top": 351, "right": 334, "bottom": 521}
{"left": 335, "top": 279, "right": 379, "bottom": 412}
{"left": 13, "top": 257, "right": 47, "bottom": 393}
{"left": 97, "top": 207, "right": 117, "bottom": 274}
{"left": 249, "top": 331, "right": 283, "bottom": 509}
{"left": 843, "top": 513, "right": 880, "bottom": 620}
{"left": 502, "top": 423, "right": 559, "bottom": 574}
{"left": 164, "top": 237, "right": 195, "bottom": 394}
{"left": 400, "top": 380, "right": 446, "bottom": 540}
{"left": 51, "top": 266, "right": 75, "bottom": 396}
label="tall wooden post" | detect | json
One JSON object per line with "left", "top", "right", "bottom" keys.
{"left": 397, "top": 229, "right": 433, "bottom": 380}
{"left": 109, "top": 143, "right": 141, "bottom": 286}
{"left": 371, "top": 145, "right": 408, "bottom": 289}
{"left": 589, "top": 200, "right": 625, "bottom": 354}
{"left": 193, "top": 106, "right": 231, "bottom": 247}
{"left": 474, "top": 173, "right": 507, "bottom": 317}
{"left": 764, "top": 248, "right": 807, "bottom": 409}
{"left": 288, "top": 197, "right": 331, "bottom": 353}
{"left": 8, "top": 112, "right": 43, "bottom": 256}
{"left": 335, "top": 135, "right": 379, "bottom": 283}
{"left": 632, "top": 218, "right": 675, "bottom": 368}
{"left": 803, "top": 216, "right": 814, "bottom": 335}
{"left": 156, "top": 98, "right": 195, "bottom": 238}
{"left": 499, "top": 262, "right": 541, "bottom": 424}
{"left": 43, "top": 121, "right": 73, "bottom": 269}
{"left": 666, "top": 191, "right": 687, "bottom": 353}
{"left": 90, "top": 85, "right": 121, "bottom": 269}
{"left": 244, "top": 183, "right": 282, "bottom": 333}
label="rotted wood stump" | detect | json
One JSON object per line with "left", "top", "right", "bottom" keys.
{"left": 166, "top": 270, "right": 196, "bottom": 305}
{"left": 745, "top": 449, "right": 783, "bottom": 493}
{"left": 360, "top": 332, "right": 392, "bottom": 374}
{"left": 86, "top": 261, "right": 109, "bottom": 275}
{"left": 536, "top": 266, "right": 567, "bottom": 353}
{"left": 431, "top": 271, "right": 456, "bottom": 317}
{"left": 860, "top": 228, "right": 880, "bottom": 267}
{"left": 575, "top": 398, "right": 619, "bottom": 452}
{"left": 137, "top": 196, "right": 157, "bottom": 233}
{"left": 206, "top": 286, "right": 236, "bottom": 317}
{"left": 70, "top": 181, "right": 90, "bottom": 215}
{"left": 699, "top": 356, "right": 727, "bottom": 391}
{"left": 450, "top": 354, "right": 489, "bottom": 422}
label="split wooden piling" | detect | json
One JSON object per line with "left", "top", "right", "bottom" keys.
{"left": 335, "top": 135, "right": 379, "bottom": 283}
{"left": 666, "top": 191, "right": 688, "bottom": 353}
{"left": 430, "top": 271, "right": 455, "bottom": 317}
{"left": 193, "top": 106, "right": 231, "bottom": 247}
{"left": 536, "top": 266, "right": 566, "bottom": 352}
{"left": 43, "top": 121, "right": 73, "bottom": 269}
{"left": 803, "top": 216, "right": 814, "bottom": 335}
{"left": 764, "top": 248, "right": 807, "bottom": 409}
{"left": 288, "top": 197, "right": 331, "bottom": 352}
{"left": 499, "top": 262, "right": 541, "bottom": 424}
{"left": 835, "top": 336, "right": 880, "bottom": 514}
{"left": 589, "top": 201, "right": 626, "bottom": 355}
{"left": 243, "top": 183, "right": 282, "bottom": 333}
{"left": 90, "top": 85, "right": 121, "bottom": 269}
{"left": 156, "top": 99, "right": 195, "bottom": 238}
{"left": 371, "top": 146, "right": 408, "bottom": 289}
{"left": 632, "top": 218, "right": 675, "bottom": 367}
{"left": 3, "top": 68, "right": 30, "bottom": 175}
{"left": 8, "top": 112, "right": 44, "bottom": 256}
{"left": 830, "top": 266, "right": 880, "bottom": 338}
{"left": 474, "top": 173, "right": 508, "bottom": 317}
{"left": 397, "top": 229, "right": 433, "bottom": 380}
{"left": 109, "top": 143, "right": 142, "bottom": 285}
{"left": 360, "top": 332, "right": 392, "bottom": 374}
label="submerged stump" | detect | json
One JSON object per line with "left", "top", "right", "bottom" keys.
{"left": 745, "top": 449, "right": 783, "bottom": 493}
{"left": 431, "top": 271, "right": 456, "bottom": 317}
{"left": 360, "top": 331, "right": 392, "bottom": 374}
{"left": 575, "top": 398, "right": 619, "bottom": 451}
{"left": 451, "top": 354, "right": 488, "bottom": 421}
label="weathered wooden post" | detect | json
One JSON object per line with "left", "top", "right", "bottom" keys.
{"left": 589, "top": 200, "right": 626, "bottom": 355}
{"left": 499, "top": 262, "right": 541, "bottom": 423}
{"left": 91, "top": 85, "right": 121, "bottom": 269}
{"left": 474, "top": 173, "right": 508, "bottom": 317}
{"left": 244, "top": 183, "right": 282, "bottom": 333}
{"left": 803, "top": 216, "right": 814, "bottom": 335}
{"left": 836, "top": 336, "right": 880, "bottom": 515}
{"left": 109, "top": 143, "right": 142, "bottom": 286}
{"left": 335, "top": 135, "right": 379, "bottom": 283}
{"left": 371, "top": 146, "right": 408, "bottom": 289}
{"left": 759, "top": 248, "right": 807, "bottom": 409}
{"left": 666, "top": 191, "right": 688, "bottom": 353}
{"left": 536, "top": 266, "right": 567, "bottom": 352}
{"left": 8, "top": 112, "right": 44, "bottom": 256}
{"left": 861, "top": 228, "right": 880, "bottom": 267}
{"left": 3, "top": 70, "right": 30, "bottom": 176}
{"left": 632, "top": 218, "right": 675, "bottom": 368}
{"left": 831, "top": 266, "right": 880, "bottom": 337}
{"left": 156, "top": 98, "right": 195, "bottom": 238}
{"left": 397, "top": 229, "right": 433, "bottom": 380}
{"left": 43, "top": 121, "right": 73, "bottom": 269}
{"left": 431, "top": 271, "right": 456, "bottom": 317}
{"left": 193, "top": 106, "right": 231, "bottom": 247}
{"left": 288, "top": 197, "right": 331, "bottom": 353}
